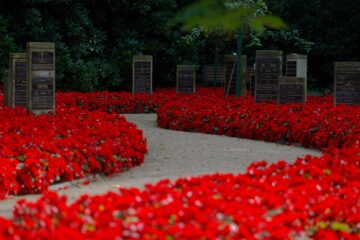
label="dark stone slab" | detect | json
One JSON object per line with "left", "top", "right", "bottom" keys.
{"left": 27, "top": 42, "right": 56, "bottom": 115}
{"left": 278, "top": 77, "right": 305, "bottom": 104}
{"left": 255, "top": 50, "right": 283, "bottom": 103}
{"left": 334, "top": 62, "right": 360, "bottom": 105}
{"left": 177, "top": 65, "right": 195, "bottom": 94}
{"left": 133, "top": 55, "right": 153, "bottom": 94}
{"left": 9, "top": 53, "right": 27, "bottom": 108}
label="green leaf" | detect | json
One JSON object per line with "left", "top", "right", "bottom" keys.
{"left": 331, "top": 222, "right": 350, "bottom": 232}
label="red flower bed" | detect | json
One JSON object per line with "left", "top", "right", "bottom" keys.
{"left": 0, "top": 146, "right": 359, "bottom": 239}
{"left": 57, "top": 89, "right": 178, "bottom": 113}
{"left": 0, "top": 88, "right": 359, "bottom": 238}
{"left": 0, "top": 106, "right": 147, "bottom": 198}
{"left": 157, "top": 89, "right": 360, "bottom": 150}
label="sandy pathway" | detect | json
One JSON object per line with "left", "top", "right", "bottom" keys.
{"left": 0, "top": 114, "right": 321, "bottom": 218}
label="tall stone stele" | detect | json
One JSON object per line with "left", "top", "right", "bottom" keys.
{"left": 286, "top": 54, "right": 308, "bottom": 99}
{"left": 2, "top": 70, "right": 9, "bottom": 106}
{"left": 255, "top": 50, "right": 283, "bottom": 103}
{"left": 132, "top": 55, "right": 153, "bottom": 94}
{"left": 26, "top": 42, "right": 56, "bottom": 115}
{"left": 9, "top": 53, "right": 27, "bottom": 108}
{"left": 176, "top": 65, "right": 196, "bottom": 94}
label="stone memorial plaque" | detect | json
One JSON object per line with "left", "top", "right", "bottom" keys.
{"left": 9, "top": 53, "right": 27, "bottom": 108}
{"left": 255, "top": 50, "right": 283, "bottom": 103}
{"left": 177, "top": 65, "right": 195, "bottom": 93}
{"left": 278, "top": 77, "right": 305, "bottom": 104}
{"left": 224, "top": 55, "right": 247, "bottom": 96}
{"left": 286, "top": 54, "right": 307, "bottom": 99}
{"left": 2, "top": 70, "right": 9, "bottom": 106}
{"left": 202, "top": 65, "right": 226, "bottom": 86}
{"left": 132, "top": 55, "right": 153, "bottom": 94}
{"left": 334, "top": 62, "right": 360, "bottom": 105}
{"left": 27, "top": 42, "right": 56, "bottom": 114}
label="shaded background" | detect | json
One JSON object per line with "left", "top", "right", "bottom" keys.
{"left": 0, "top": 0, "right": 359, "bottom": 92}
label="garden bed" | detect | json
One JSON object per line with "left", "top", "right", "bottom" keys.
{"left": 0, "top": 88, "right": 359, "bottom": 238}
{"left": 0, "top": 106, "right": 147, "bottom": 198}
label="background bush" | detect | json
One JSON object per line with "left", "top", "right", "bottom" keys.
{"left": 0, "top": 0, "right": 358, "bottom": 91}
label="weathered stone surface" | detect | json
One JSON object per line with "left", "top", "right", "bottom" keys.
{"left": 177, "top": 65, "right": 196, "bottom": 94}
{"left": 132, "top": 55, "right": 153, "bottom": 94}
{"left": 286, "top": 54, "right": 307, "bottom": 99}
{"left": 27, "top": 42, "right": 56, "bottom": 115}
{"left": 9, "top": 53, "right": 27, "bottom": 108}
{"left": 255, "top": 50, "right": 283, "bottom": 103}
{"left": 278, "top": 77, "right": 306, "bottom": 104}
{"left": 334, "top": 62, "right": 360, "bottom": 105}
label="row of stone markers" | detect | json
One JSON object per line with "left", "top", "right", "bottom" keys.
{"left": 3, "top": 42, "right": 55, "bottom": 114}
{"left": 132, "top": 52, "right": 359, "bottom": 105}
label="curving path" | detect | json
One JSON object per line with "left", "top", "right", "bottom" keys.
{"left": 0, "top": 114, "right": 321, "bottom": 218}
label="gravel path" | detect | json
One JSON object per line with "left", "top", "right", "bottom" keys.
{"left": 0, "top": 114, "right": 321, "bottom": 218}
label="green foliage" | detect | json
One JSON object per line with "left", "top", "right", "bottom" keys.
{"left": 0, "top": 0, "right": 179, "bottom": 91}
{"left": 266, "top": 0, "right": 360, "bottom": 89}
{"left": 175, "top": 0, "right": 285, "bottom": 32}
{"left": 1, "top": 0, "right": 355, "bottom": 91}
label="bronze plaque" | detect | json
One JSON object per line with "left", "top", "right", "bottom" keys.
{"left": 177, "top": 65, "right": 195, "bottom": 94}
{"left": 255, "top": 51, "right": 283, "bottom": 103}
{"left": 334, "top": 62, "right": 360, "bottom": 105}
{"left": 278, "top": 77, "right": 305, "bottom": 104}
{"left": 133, "top": 56, "right": 152, "bottom": 94}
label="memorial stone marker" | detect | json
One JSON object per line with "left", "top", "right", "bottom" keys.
{"left": 224, "top": 55, "right": 247, "bottom": 96}
{"left": 278, "top": 77, "right": 306, "bottom": 104}
{"left": 132, "top": 55, "right": 153, "bottom": 94}
{"left": 286, "top": 54, "right": 307, "bottom": 99}
{"left": 27, "top": 42, "right": 56, "bottom": 115}
{"left": 2, "top": 70, "right": 9, "bottom": 106}
{"left": 334, "top": 62, "right": 360, "bottom": 105}
{"left": 255, "top": 50, "right": 283, "bottom": 103}
{"left": 9, "top": 53, "right": 27, "bottom": 108}
{"left": 177, "top": 65, "right": 196, "bottom": 94}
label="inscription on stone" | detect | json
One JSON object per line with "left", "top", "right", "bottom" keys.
{"left": 278, "top": 77, "right": 305, "bottom": 104}
{"left": 15, "top": 61, "right": 27, "bottom": 107}
{"left": 133, "top": 56, "right": 153, "bottom": 94}
{"left": 27, "top": 42, "right": 56, "bottom": 114}
{"left": 255, "top": 50, "right": 283, "bottom": 103}
{"left": 334, "top": 62, "right": 360, "bottom": 105}
{"left": 177, "top": 65, "right": 195, "bottom": 93}
{"left": 9, "top": 53, "right": 27, "bottom": 108}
